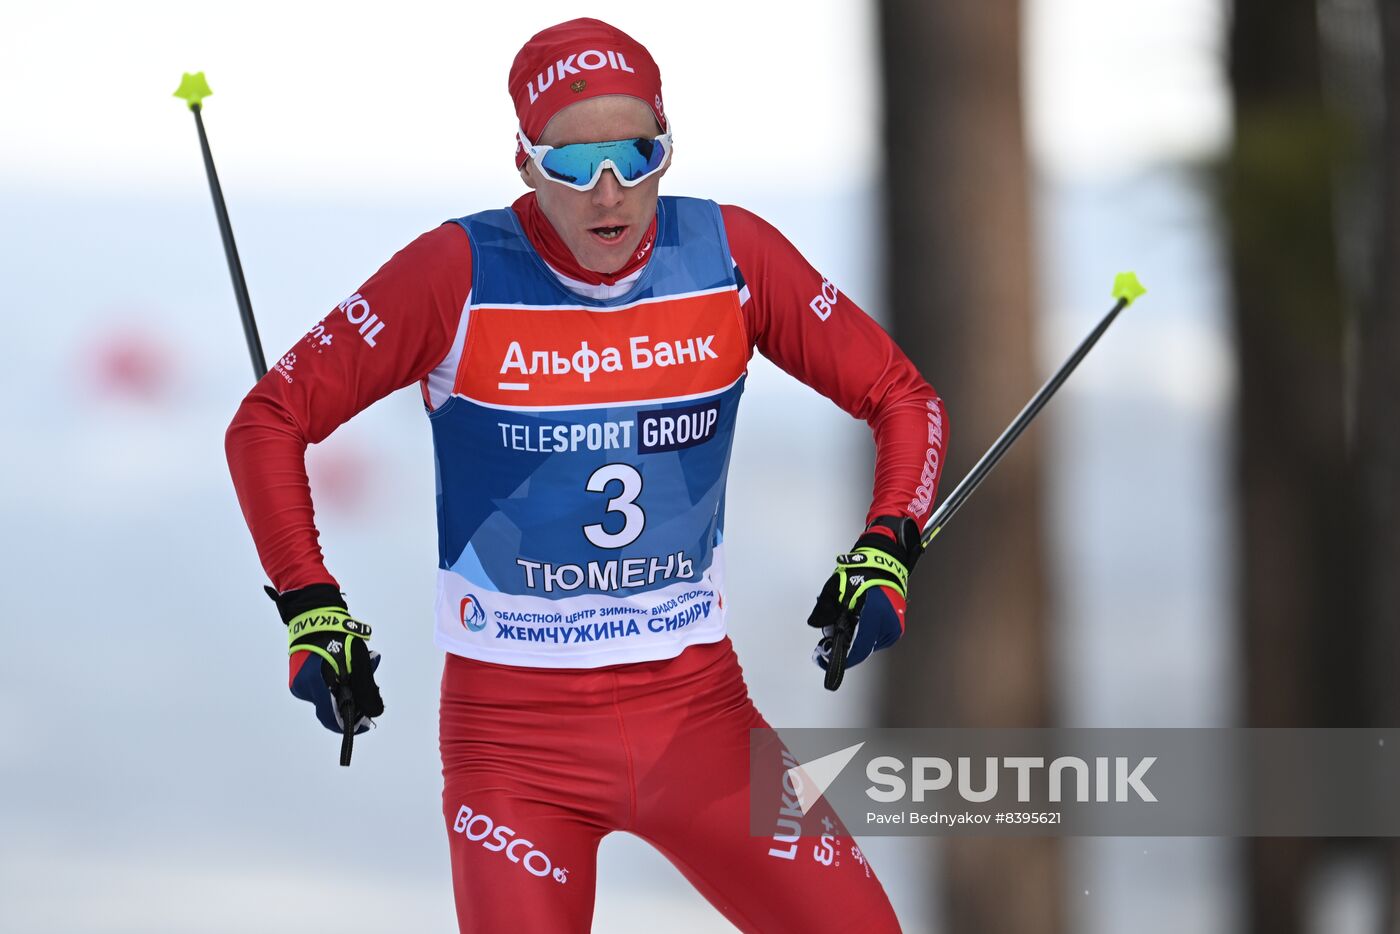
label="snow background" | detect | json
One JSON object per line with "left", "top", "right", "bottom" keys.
{"left": 0, "top": 1, "right": 1252, "bottom": 931}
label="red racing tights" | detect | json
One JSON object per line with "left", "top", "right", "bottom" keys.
{"left": 440, "top": 637, "right": 902, "bottom": 932}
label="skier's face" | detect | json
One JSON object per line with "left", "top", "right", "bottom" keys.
{"left": 523, "top": 95, "right": 668, "bottom": 274}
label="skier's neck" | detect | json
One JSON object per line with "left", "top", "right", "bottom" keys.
{"left": 512, "top": 193, "right": 656, "bottom": 289}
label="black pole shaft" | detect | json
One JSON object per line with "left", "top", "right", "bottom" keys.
{"left": 823, "top": 608, "right": 856, "bottom": 691}
{"left": 188, "top": 94, "right": 361, "bottom": 763}
{"left": 191, "top": 104, "right": 267, "bottom": 379}
{"left": 920, "top": 295, "right": 1130, "bottom": 546}
{"left": 337, "top": 687, "right": 355, "bottom": 767}
{"left": 826, "top": 292, "right": 1133, "bottom": 690}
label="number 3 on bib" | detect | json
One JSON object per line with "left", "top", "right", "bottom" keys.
{"left": 584, "top": 463, "right": 645, "bottom": 548}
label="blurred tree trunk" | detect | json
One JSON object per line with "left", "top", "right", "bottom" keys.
{"left": 877, "top": 2, "right": 1061, "bottom": 932}
{"left": 1366, "top": 0, "right": 1400, "bottom": 723}
{"left": 1367, "top": 3, "right": 1400, "bottom": 928}
{"left": 1225, "top": 1, "right": 1365, "bottom": 932}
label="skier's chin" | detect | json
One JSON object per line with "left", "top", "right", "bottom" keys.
{"left": 575, "top": 228, "right": 641, "bottom": 274}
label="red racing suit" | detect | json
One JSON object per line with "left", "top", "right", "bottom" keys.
{"left": 226, "top": 193, "right": 946, "bottom": 932}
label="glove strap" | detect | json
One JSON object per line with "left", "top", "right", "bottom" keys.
{"left": 286, "top": 606, "right": 372, "bottom": 677}
{"left": 834, "top": 548, "right": 910, "bottom": 607}
{"left": 286, "top": 608, "right": 372, "bottom": 640}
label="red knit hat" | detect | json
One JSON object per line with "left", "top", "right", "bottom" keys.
{"left": 509, "top": 18, "right": 667, "bottom": 165}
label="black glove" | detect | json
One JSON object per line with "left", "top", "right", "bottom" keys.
{"left": 808, "top": 516, "right": 923, "bottom": 671}
{"left": 266, "top": 583, "right": 385, "bottom": 737}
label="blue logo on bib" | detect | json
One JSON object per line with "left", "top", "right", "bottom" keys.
{"left": 460, "top": 595, "right": 488, "bottom": 632}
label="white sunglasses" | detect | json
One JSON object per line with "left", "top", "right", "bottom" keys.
{"left": 517, "top": 125, "right": 673, "bottom": 192}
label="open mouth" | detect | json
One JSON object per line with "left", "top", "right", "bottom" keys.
{"left": 589, "top": 224, "right": 628, "bottom": 243}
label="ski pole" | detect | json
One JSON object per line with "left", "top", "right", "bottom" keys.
{"left": 823, "top": 272, "right": 1147, "bottom": 691}
{"left": 173, "top": 72, "right": 268, "bottom": 380}
{"left": 335, "top": 684, "right": 357, "bottom": 767}
{"left": 177, "top": 73, "right": 361, "bottom": 765}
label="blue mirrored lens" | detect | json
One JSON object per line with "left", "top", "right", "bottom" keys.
{"left": 539, "top": 137, "right": 666, "bottom": 186}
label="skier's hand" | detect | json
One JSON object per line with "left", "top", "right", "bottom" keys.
{"left": 808, "top": 516, "right": 923, "bottom": 670}
{"left": 266, "top": 584, "right": 384, "bottom": 735}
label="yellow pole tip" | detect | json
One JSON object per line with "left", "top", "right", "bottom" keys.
{"left": 173, "top": 72, "right": 213, "bottom": 109}
{"left": 1112, "top": 271, "right": 1147, "bottom": 305}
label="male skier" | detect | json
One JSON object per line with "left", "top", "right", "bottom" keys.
{"left": 226, "top": 17, "right": 946, "bottom": 933}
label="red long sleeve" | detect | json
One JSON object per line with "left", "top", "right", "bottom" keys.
{"left": 224, "top": 222, "right": 473, "bottom": 592}
{"left": 721, "top": 204, "right": 947, "bottom": 528}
